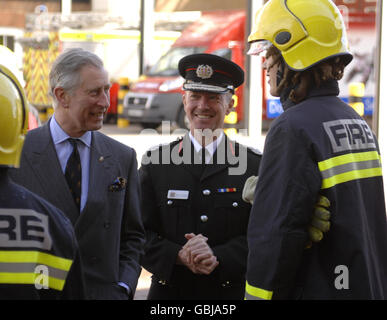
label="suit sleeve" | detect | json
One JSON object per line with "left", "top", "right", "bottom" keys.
{"left": 245, "top": 118, "right": 321, "bottom": 299}
{"left": 139, "top": 162, "right": 182, "bottom": 282}
{"left": 119, "top": 149, "right": 145, "bottom": 298}
{"left": 60, "top": 238, "right": 86, "bottom": 299}
{"left": 212, "top": 235, "right": 248, "bottom": 284}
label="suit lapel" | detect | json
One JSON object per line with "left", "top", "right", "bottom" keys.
{"left": 177, "top": 134, "right": 204, "bottom": 179}
{"left": 79, "top": 132, "right": 115, "bottom": 225}
{"left": 24, "top": 122, "right": 80, "bottom": 225}
{"left": 176, "top": 134, "right": 238, "bottom": 181}
{"left": 201, "top": 135, "right": 239, "bottom": 181}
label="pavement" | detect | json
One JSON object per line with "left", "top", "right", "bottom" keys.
{"left": 134, "top": 268, "right": 152, "bottom": 300}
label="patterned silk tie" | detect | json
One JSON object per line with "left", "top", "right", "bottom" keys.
{"left": 65, "top": 138, "right": 82, "bottom": 211}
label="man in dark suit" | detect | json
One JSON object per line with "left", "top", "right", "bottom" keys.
{"left": 139, "top": 54, "right": 259, "bottom": 299}
{"left": 0, "top": 50, "right": 84, "bottom": 299}
{"left": 10, "top": 48, "right": 145, "bottom": 300}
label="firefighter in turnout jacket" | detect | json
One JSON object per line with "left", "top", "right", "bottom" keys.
{"left": 245, "top": 0, "right": 387, "bottom": 299}
{"left": 0, "top": 49, "right": 85, "bottom": 299}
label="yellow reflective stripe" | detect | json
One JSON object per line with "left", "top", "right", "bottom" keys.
{"left": 318, "top": 151, "right": 382, "bottom": 189}
{"left": 0, "top": 272, "right": 65, "bottom": 291}
{"left": 0, "top": 251, "right": 72, "bottom": 271}
{"left": 245, "top": 281, "right": 273, "bottom": 300}
{"left": 321, "top": 167, "right": 382, "bottom": 189}
{"left": 0, "top": 251, "right": 73, "bottom": 291}
{"left": 318, "top": 151, "right": 380, "bottom": 171}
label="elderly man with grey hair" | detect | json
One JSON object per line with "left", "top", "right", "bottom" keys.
{"left": 10, "top": 48, "right": 145, "bottom": 300}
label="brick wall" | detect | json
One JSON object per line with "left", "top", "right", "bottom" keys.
{"left": 0, "top": 0, "right": 91, "bottom": 28}
{"left": 155, "top": 0, "right": 246, "bottom": 12}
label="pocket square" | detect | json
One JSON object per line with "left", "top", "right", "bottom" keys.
{"left": 109, "top": 177, "right": 127, "bottom": 192}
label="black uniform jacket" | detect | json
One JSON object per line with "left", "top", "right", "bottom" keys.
{"left": 246, "top": 80, "right": 387, "bottom": 299}
{"left": 0, "top": 173, "right": 85, "bottom": 299}
{"left": 139, "top": 133, "right": 261, "bottom": 300}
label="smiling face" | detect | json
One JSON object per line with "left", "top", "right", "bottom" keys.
{"left": 183, "top": 90, "right": 234, "bottom": 137}
{"left": 55, "top": 65, "right": 110, "bottom": 137}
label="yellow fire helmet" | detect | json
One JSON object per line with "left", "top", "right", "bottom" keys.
{"left": 248, "top": 0, "right": 353, "bottom": 71}
{"left": 0, "top": 45, "right": 29, "bottom": 168}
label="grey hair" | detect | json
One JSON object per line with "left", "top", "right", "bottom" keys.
{"left": 49, "top": 48, "right": 104, "bottom": 106}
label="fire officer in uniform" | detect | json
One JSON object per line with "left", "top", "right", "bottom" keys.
{"left": 139, "top": 53, "right": 331, "bottom": 300}
{"left": 140, "top": 53, "right": 259, "bottom": 300}
{"left": 0, "top": 48, "right": 85, "bottom": 299}
{"left": 245, "top": 0, "right": 387, "bottom": 299}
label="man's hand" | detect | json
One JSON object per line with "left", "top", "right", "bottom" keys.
{"left": 191, "top": 255, "right": 219, "bottom": 275}
{"left": 177, "top": 233, "right": 219, "bottom": 274}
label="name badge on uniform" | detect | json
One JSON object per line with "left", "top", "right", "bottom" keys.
{"left": 167, "top": 190, "right": 189, "bottom": 200}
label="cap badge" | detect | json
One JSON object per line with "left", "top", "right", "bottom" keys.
{"left": 196, "top": 64, "right": 213, "bottom": 79}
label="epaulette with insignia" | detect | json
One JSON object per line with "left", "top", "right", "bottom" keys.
{"left": 144, "top": 137, "right": 185, "bottom": 157}
{"left": 147, "top": 143, "right": 165, "bottom": 152}
{"left": 229, "top": 140, "right": 262, "bottom": 157}
{"left": 169, "top": 136, "right": 184, "bottom": 148}
{"left": 142, "top": 140, "right": 175, "bottom": 165}
{"left": 145, "top": 142, "right": 172, "bottom": 155}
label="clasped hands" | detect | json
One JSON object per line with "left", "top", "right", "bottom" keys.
{"left": 177, "top": 233, "right": 219, "bottom": 275}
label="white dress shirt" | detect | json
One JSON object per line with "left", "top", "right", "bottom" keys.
{"left": 50, "top": 115, "right": 91, "bottom": 212}
{"left": 189, "top": 131, "right": 224, "bottom": 164}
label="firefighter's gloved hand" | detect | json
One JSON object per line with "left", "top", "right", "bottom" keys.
{"left": 306, "top": 195, "right": 331, "bottom": 247}
{"left": 242, "top": 176, "right": 331, "bottom": 246}
{"left": 242, "top": 175, "right": 258, "bottom": 205}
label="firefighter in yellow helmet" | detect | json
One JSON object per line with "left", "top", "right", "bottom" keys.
{"left": 0, "top": 47, "right": 85, "bottom": 299}
{"left": 245, "top": 0, "right": 387, "bottom": 299}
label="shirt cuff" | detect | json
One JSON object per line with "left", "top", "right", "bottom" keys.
{"left": 118, "top": 282, "right": 131, "bottom": 296}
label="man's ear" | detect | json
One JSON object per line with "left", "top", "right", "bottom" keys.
{"left": 53, "top": 87, "right": 70, "bottom": 108}
{"left": 182, "top": 93, "right": 187, "bottom": 110}
{"left": 225, "top": 95, "right": 235, "bottom": 115}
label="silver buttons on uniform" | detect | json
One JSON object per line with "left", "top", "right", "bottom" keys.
{"left": 167, "top": 200, "right": 173, "bottom": 205}
{"left": 200, "top": 190, "right": 210, "bottom": 222}
{"left": 232, "top": 202, "right": 238, "bottom": 207}
{"left": 158, "top": 279, "right": 167, "bottom": 285}
{"left": 200, "top": 215, "right": 208, "bottom": 222}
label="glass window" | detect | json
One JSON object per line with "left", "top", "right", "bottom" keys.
{"left": 146, "top": 46, "right": 205, "bottom": 76}
{"left": 210, "top": 48, "right": 232, "bottom": 60}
